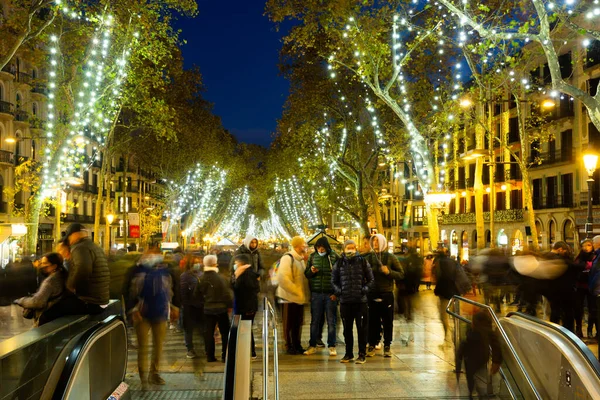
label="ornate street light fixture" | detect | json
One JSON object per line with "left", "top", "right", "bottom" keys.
{"left": 583, "top": 147, "right": 599, "bottom": 238}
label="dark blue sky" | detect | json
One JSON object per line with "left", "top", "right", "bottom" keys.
{"left": 174, "top": 0, "right": 290, "bottom": 147}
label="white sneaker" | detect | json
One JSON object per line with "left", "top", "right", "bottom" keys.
{"left": 375, "top": 343, "right": 382, "bottom": 350}
{"left": 329, "top": 347, "right": 337, "bottom": 356}
{"left": 303, "top": 346, "right": 317, "bottom": 355}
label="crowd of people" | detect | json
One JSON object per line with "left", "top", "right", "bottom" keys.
{"left": 13, "top": 222, "right": 600, "bottom": 398}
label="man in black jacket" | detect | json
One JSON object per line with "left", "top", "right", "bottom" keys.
{"left": 363, "top": 234, "right": 404, "bottom": 357}
{"left": 233, "top": 253, "right": 260, "bottom": 359}
{"left": 199, "top": 255, "right": 233, "bottom": 362}
{"left": 332, "top": 240, "right": 374, "bottom": 364}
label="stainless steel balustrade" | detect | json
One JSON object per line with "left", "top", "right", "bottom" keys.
{"left": 262, "top": 297, "right": 280, "bottom": 400}
{"left": 446, "top": 295, "right": 542, "bottom": 400}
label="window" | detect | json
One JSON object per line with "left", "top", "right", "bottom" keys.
{"left": 589, "top": 78, "right": 600, "bottom": 97}
{"left": 542, "top": 63, "right": 551, "bottom": 85}
{"left": 508, "top": 117, "right": 519, "bottom": 143}
{"left": 494, "top": 103, "right": 502, "bottom": 116}
{"left": 586, "top": 40, "right": 600, "bottom": 68}
{"left": 413, "top": 206, "right": 425, "bottom": 226}
{"left": 590, "top": 122, "right": 600, "bottom": 149}
{"left": 558, "top": 52, "right": 572, "bottom": 79}
{"left": 31, "top": 69, "right": 37, "bottom": 79}
{"left": 32, "top": 102, "right": 37, "bottom": 116}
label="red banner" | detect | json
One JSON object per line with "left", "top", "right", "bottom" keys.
{"left": 129, "top": 225, "right": 140, "bottom": 238}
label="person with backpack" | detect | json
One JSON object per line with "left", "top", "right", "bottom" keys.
{"left": 199, "top": 255, "right": 233, "bottom": 362}
{"left": 332, "top": 239, "right": 374, "bottom": 364}
{"left": 127, "top": 247, "right": 180, "bottom": 388}
{"left": 363, "top": 234, "right": 404, "bottom": 358}
{"left": 303, "top": 237, "right": 340, "bottom": 356}
{"left": 180, "top": 255, "right": 204, "bottom": 359}
{"left": 232, "top": 253, "right": 261, "bottom": 360}
{"left": 275, "top": 236, "right": 310, "bottom": 355}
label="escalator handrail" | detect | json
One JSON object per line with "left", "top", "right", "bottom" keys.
{"left": 446, "top": 296, "right": 542, "bottom": 400}
{"left": 52, "top": 314, "right": 123, "bottom": 400}
{"left": 262, "top": 297, "right": 280, "bottom": 400}
{"left": 223, "top": 314, "right": 241, "bottom": 400}
{"left": 506, "top": 311, "right": 600, "bottom": 378}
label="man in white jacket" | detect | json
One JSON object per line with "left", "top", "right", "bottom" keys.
{"left": 276, "top": 236, "right": 310, "bottom": 355}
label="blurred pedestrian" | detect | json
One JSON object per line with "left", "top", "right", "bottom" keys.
{"left": 575, "top": 239, "right": 596, "bottom": 339}
{"left": 199, "top": 255, "right": 233, "bottom": 362}
{"left": 457, "top": 311, "right": 502, "bottom": 399}
{"left": 180, "top": 255, "right": 204, "bottom": 359}
{"left": 433, "top": 248, "right": 460, "bottom": 340}
{"left": 422, "top": 252, "right": 434, "bottom": 290}
{"left": 127, "top": 247, "right": 180, "bottom": 388}
{"left": 332, "top": 239, "right": 374, "bottom": 365}
{"left": 397, "top": 244, "right": 423, "bottom": 344}
{"left": 276, "top": 236, "right": 310, "bottom": 355}
{"left": 304, "top": 237, "right": 340, "bottom": 356}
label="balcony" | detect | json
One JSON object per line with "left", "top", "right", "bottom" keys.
{"left": 532, "top": 149, "right": 575, "bottom": 167}
{"left": 0, "top": 150, "right": 15, "bottom": 165}
{"left": 0, "top": 101, "right": 14, "bottom": 116}
{"left": 63, "top": 214, "right": 94, "bottom": 223}
{"left": 16, "top": 72, "right": 32, "bottom": 85}
{"left": 15, "top": 110, "right": 30, "bottom": 123}
{"left": 31, "top": 83, "right": 48, "bottom": 95}
{"left": 440, "top": 209, "right": 525, "bottom": 225}
{"left": 533, "top": 194, "right": 573, "bottom": 209}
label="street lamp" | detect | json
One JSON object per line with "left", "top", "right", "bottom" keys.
{"left": 105, "top": 213, "right": 114, "bottom": 254}
{"left": 583, "top": 148, "right": 599, "bottom": 238}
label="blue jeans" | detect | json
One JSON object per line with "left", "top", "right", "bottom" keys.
{"left": 309, "top": 292, "right": 338, "bottom": 347}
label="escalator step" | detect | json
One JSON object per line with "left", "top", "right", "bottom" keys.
{"left": 131, "top": 390, "right": 222, "bottom": 399}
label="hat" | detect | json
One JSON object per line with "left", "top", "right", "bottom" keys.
{"left": 343, "top": 239, "right": 356, "bottom": 249}
{"left": 203, "top": 255, "right": 218, "bottom": 267}
{"left": 62, "top": 223, "right": 86, "bottom": 244}
{"left": 291, "top": 236, "right": 305, "bottom": 248}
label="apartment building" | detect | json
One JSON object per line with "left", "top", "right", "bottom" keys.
{"left": 0, "top": 55, "right": 166, "bottom": 258}
{"left": 375, "top": 38, "right": 600, "bottom": 257}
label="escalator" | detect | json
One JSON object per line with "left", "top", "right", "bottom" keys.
{"left": 447, "top": 296, "right": 600, "bottom": 399}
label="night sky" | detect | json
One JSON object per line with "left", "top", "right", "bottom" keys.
{"left": 174, "top": 0, "right": 290, "bottom": 147}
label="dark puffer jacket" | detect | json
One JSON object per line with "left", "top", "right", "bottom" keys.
{"left": 305, "top": 237, "right": 340, "bottom": 295}
{"left": 331, "top": 254, "right": 374, "bottom": 304}
{"left": 67, "top": 237, "right": 110, "bottom": 305}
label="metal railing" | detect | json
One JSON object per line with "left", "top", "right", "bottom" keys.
{"left": 262, "top": 297, "right": 280, "bottom": 400}
{"left": 446, "top": 295, "right": 542, "bottom": 400}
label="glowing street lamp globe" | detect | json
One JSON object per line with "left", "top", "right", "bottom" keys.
{"left": 583, "top": 149, "right": 599, "bottom": 178}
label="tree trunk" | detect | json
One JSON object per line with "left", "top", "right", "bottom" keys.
{"left": 370, "top": 190, "right": 384, "bottom": 234}
{"left": 93, "top": 161, "right": 106, "bottom": 245}
{"left": 24, "top": 193, "right": 43, "bottom": 255}
{"left": 521, "top": 166, "right": 539, "bottom": 251}
{"left": 427, "top": 206, "right": 440, "bottom": 251}
{"left": 474, "top": 158, "right": 485, "bottom": 249}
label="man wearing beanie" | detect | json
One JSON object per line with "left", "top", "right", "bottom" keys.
{"left": 332, "top": 239, "right": 374, "bottom": 364}
{"left": 304, "top": 236, "right": 340, "bottom": 356}
{"left": 199, "top": 255, "right": 233, "bottom": 362}
{"left": 276, "top": 236, "right": 310, "bottom": 355}
{"left": 363, "top": 233, "right": 404, "bottom": 358}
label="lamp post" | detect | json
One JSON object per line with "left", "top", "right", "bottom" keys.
{"left": 105, "top": 213, "right": 114, "bottom": 254}
{"left": 583, "top": 148, "right": 599, "bottom": 239}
